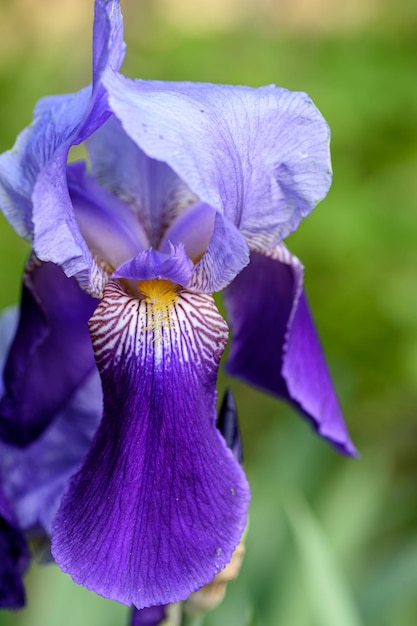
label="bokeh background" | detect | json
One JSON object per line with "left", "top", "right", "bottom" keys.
{"left": 1, "top": 0, "right": 417, "bottom": 624}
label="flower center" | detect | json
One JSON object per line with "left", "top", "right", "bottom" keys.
{"left": 138, "top": 279, "right": 179, "bottom": 344}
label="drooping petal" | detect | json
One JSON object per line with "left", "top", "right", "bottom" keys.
{"left": 0, "top": 259, "right": 97, "bottom": 445}
{"left": 0, "top": 0, "right": 125, "bottom": 290}
{"left": 0, "top": 484, "right": 30, "bottom": 609}
{"left": 52, "top": 279, "right": 250, "bottom": 608}
{"left": 103, "top": 71, "right": 332, "bottom": 251}
{"left": 223, "top": 245, "right": 356, "bottom": 456}
{"left": 0, "top": 368, "right": 102, "bottom": 536}
{"left": 87, "top": 116, "right": 199, "bottom": 248}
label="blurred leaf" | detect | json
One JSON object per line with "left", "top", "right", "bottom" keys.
{"left": 284, "top": 494, "right": 364, "bottom": 626}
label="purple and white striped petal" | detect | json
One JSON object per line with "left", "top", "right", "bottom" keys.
{"left": 223, "top": 245, "right": 356, "bottom": 456}
{"left": 52, "top": 279, "right": 250, "bottom": 608}
{"left": 0, "top": 259, "right": 97, "bottom": 445}
{"left": 102, "top": 72, "right": 332, "bottom": 252}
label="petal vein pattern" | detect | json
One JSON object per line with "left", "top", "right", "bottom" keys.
{"left": 52, "top": 279, "right": 250, "bottom": 608}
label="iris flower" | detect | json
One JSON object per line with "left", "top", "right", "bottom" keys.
{"left": 0, "top": 0, "right": 355, "bottom": 612}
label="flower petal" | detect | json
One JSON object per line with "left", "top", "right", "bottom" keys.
{"left": 0, "top": 484, "right": 30, "bottom": 609}
{"left": 92, "top": 0, "right": 126, "bottom": 84}
{"left": 188, "top": 212, "right": 249, "bottom": 293}
{"left": 68, "top": 162, "right": 148, "bottom": 271}
{"left": 103, "top": 72, "right": 332, "bottom": 250}
{"left": 159, "top": 201, "right": 216, "bottom": 262}
{"left": 223, "top": 245, "right": 356, "bottom": 456}
{"left": 0, "top": 0, "right": 125, "bottom": 288}
{"left": 52, "top": 279, "right": 250, "bottom": 608}
{"left": 114, "top": 244, "right": 193, "bottom": 286}
{"left": 87, "top": 116, "right": 199, "bottom": 248}
{"left": 0, "top": 368, "right": 102, "bottom": 536}
{"left": 0, "top": 259, "right": 97, "bottom": 445}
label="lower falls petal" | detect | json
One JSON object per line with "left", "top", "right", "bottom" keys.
{"left": 0, "top": 259, "right": 98, "bottom": 445}
{"left": 51, "top": 279, "right": 250, "bottom": 609}
{"left": 224, "top": 245, "right": 356, "bottom": 456}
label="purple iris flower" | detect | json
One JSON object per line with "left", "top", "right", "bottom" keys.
{"left": 0, "top": 0, "right": 355, "bottom": 612}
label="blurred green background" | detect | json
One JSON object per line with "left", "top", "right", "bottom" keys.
{"left": 1, "top": 0, "right": 417, "bottom": 624}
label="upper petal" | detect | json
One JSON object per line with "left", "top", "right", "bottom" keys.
{"left": 103, "top": 72, "right": 332, "bottom": 250}
{"left": 87, "top": 116, "right": 200, "bottom": 248}
{"left": 68, "top": 161, "right": 149, "bottom": 272}
{"left": 52, "top": 279, "right": 250, "bottom": 608}
{"left": 223, "top": 245, "right": 356, "bottom": 456}
{"left": 0, "top": 0, "right": 125, "bottom": 286}
{"left": 92, "top": 0, "right": 126, "bottom": 84}
{"left": 0, "top": 259, "right": 98, "bottom": 445}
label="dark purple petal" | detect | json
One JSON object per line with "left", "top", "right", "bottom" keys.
{"left": 0, "top": 485, "right": 30, "bottom": 609}
{"left": 217, "top": 389, "right": 243, "bottom": 465}
{"left": 52, "top": 280, "right": 249, "bottom": 608}
{"left": 0, "top": 369, "right": 102, "bottom": 535}
{"left": 0, "top": 260, "right": 97, "bottom": 445}
{"left": 224, "top": 245, "right": 356, "bottom": 456}
{"left": 103, "top": 72, "right": 332, "bottom": 251}
{"left": 87, "top": 116, "right": 199, "bottom": 248}
{"left": 114, "top": 243, "right": 193, "bottom": 286}
{"left": 131, "top": 606, "right": 167, "bottom": 626}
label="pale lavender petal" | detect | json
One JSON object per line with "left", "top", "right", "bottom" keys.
{"left": 0, "top": 259, "right": 97, "bottom": 445}
{"left": 68, "top": 162, "right": 148, "bottom": 271}
{"left": 159, "top": 202, "right": 216, "bottom": 262}
{"left": 0, "top": 484, "right": 30, "bottom": 608}
{"left": 52, "top": 280, "right": 249, "bottom": 608}
{"left": 92, "top": 0, "right": 126, "bottom": 84}
{"left": 0, "top": 1, "right": 126, "bottom": 288}
{"left": 0, "top": 87, "right": 91, "bottom": 243}
{"left": 188, "top": 212, "right": 249, "bottom": 293}
{"left": 87, "top": 116, "right": 199, "bottom": 248}
{"left": 103, "top": 72, "right": 332, "bottom": 250}
{"left": 224, "top": 245, "right": 356, "bottom": 456}
{"left": 114, "top": 243, "right": 193, "bottom": 285}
